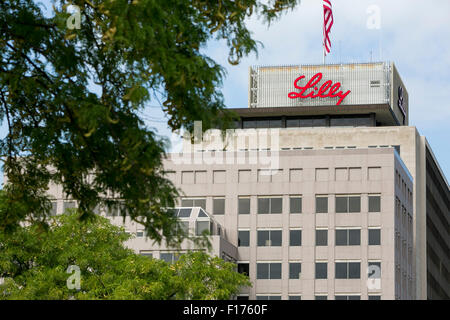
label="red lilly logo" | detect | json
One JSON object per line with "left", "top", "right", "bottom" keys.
{"left": 288, "top": 72, "right": 351, "bottom": 106}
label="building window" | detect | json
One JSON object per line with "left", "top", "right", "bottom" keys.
{"left": 335, "top": 262, "right": 361, "bottom": 279}
{"left": 289, "top": 230, "right": 302, "bottom": 246}
{"left": 238, "top": 263, "right": 249, "bottom": 276}
{"left": 290, "top": 197, "right": 302, "bottom": 214}
{"left": 369, "top": 195, "right": 381, "bottom": 212}
{"left": 50, "top": 202, "right": 58, "bottom": 216}
{"left": 258, "top": 230, "right": 282, "bottom": 247}
{"left": 315, "top": 262, "right": 328, "bottom": 279}
{"left": 160, "top": 252, "right": 181, "bottom": 263}
{"left": 335, "top": 195, "right": 361, "bottom": 213}
{"left": 213, "top": 198, "right": 225, "bottom": 215}
{"left": 63, "top": 201, "right": 76, "bottom": 212}
{"left": 140, "top": 252, "right": 153, "bottom": 258}
{"left": 238, "top": 197, "right": 250, "bottom": 215}
{"left": 136, "top": 230, "right": 145, "bottom": 237}
{"left": 315, "top": 295, "right": 328, "bottom": 300}
{"left": 256, "top": 296, "right": 282, "bottom": 300}
{"left": 196, "top": 221, "right": 210, "bottom": 236}
{"left": 368, "top": 262, "right": 381, "bottom": 279}
{"left": 316, "top": 229, "right": 328, "bottom": 246}
{"left": 181, "top": 198, "right": 206, "bottom": 210}
{"left": 257, "top": 197, "right": 282, "bottom": 214}
{"left": 289, "top": 296, "right": 302, "bottom": 300}
{"left": 368, "top": 229, "right": 381, "bottom": 245}
{"left": 335, "top": 229, "right": 361, "bottom": 246}
{"left": 177, "top": 221, "right": 190, "bottom": 236}
{"left": 368, "top": 295, "right": 381, "bottom": 300}
{"left": 335, "top": 295, "right": 361, "bottom": 300}
{"left": 316, "top": 196, "right": 328, "bottom": 213}
{"left": 257, "top": 263, "right": 282, "bottom": 279}
{"left": 289, "top": 263, "right": 302, "bottom": 279}
{"left": 236, "top": 295, "right": 249, "bottom": 300}
{"left": 238, "top": 230, "right": 250, "bottom": 247}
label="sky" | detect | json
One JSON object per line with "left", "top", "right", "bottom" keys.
{"left": 1, "top": 0, "right": 449, "bottom": 183}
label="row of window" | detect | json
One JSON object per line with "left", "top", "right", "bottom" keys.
{"left": 178, "top": 166, "right": 383, "bottom": 184}
{"left": 237, "top": 261, "right": 382, "bottom": 280}
{"left": 181, "top": 195, "right": 381, "bottom": 215}
{"left": 238, "top": 229, "right": 381, "bottom": 247}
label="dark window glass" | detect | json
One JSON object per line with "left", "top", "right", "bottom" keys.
{"left": 335, "top": 296, "right": 348, "bottom": 300}
{"left": 257, "top": 230, "right": 270, "bottom": 246}
{"left": 289, "top": 296, "right": 302, "bottom": 300}
{"left": 315, "top": 296, "right": 327, "bottom": 300}
{"left": 335, "top": 262, "right": 347, "bottom": 279}
{"left": 312, "top": 118, "right": 327, "bottom": 127}
{"left": 271, "top": 198, "right": 282, "bottom": 214}
{"left": 270, "top": 119, "right": 282, "bottom": 128}
{"left": 213, "top": 198, "right": 225, "bottom": 215}
{"left": 50, "top": 202, "right": 57, "bottom": 216}
{"left": 269, "top": 296, "right": 282, "bottom": 300}
{"left": 243, "top": 120, "right": 256, "bottom": 129}
{"left": 349, "top": 229, "right": 361, "bottom": 245}
{"left": 270, "top": 263, "right": 282, "bottom": 279}
{"left": 258, "top": 198, "right": 270, "bottom": 214}
{"left": 194, "top": 199, "right": 206, "bottom": 210}
{"left": 335, "top": 230, "right": 347, "bottom": 246}
{"left": 238, "top": 231, "right": 250, "bottom": 247}
{"left": 330, "top": 117, "right": 355, "bottom": 127}
{"left": 299, "top": 118, "right": 313, "bottom": 127}
{"left": 316, "top": 230, "right": 328, "bottom": 246}
{"left": 369, "top": 196, "right": 381, "bottom": 212}
{"left": 178, "top": 208, "right": 192, "bottom": 217}
{"left": 196, "top": 221, "right": 210, "bottom": 236}
{"left": 369, "top": 229, "right": 381, "bottom": 245}
{"left": 181, "top": 199, "right": 194, "bottom": 207}
{"left": 238, "top": 263, "right": 249, "bottom": 276}
{"left": 349, "top": 262, "right": 361, "bottom": 279}
{"left": 238, "top": 198, "right": 250, "bottom": 214}
{"left": 290, "top": 230, "right": 302, "bottom": 246}
{"left": 348, "top": 296, "right": 361, "bottom": 300}
{"left": 257, "top": 263, "right": 269, "bottom": 279}
{"left": 286, "top": 119, "right": 299, "bottom": 128}
{"left": 198, "top": 208, "right": 208, "bottom": 217}
{"left": 349, "top": 196, "right": 361, "bottom": 212}
{"left": 289, "top": 263, "right": 302, "bottom": 279}
{"left": 368, "top": 296, "right": 381, "bottom": 300}
{"left": 271, "top": 230, "right": 282, "bottom": 246}
{"left": 316, "top": 197, "right": 328, "bottom": 213}
{"left": 160, "top": 253, "right": 173, "bottom": 263}
{"left": 256, "top": 296, "right": 269, "bottom": 300}
{"left": 335, "top": 196, "right": 347, "bottom": 213}
{"left": 237, "top": 296, "right": 249, "bottom": 300}
{"left": 290, "top": 197, "right": 302, "bottom": 214}
{"left": 315, "top": 262, "right": 328, "bottom": 279}
{"left": 257, "top": 120, "right": 269, "bottom": 128}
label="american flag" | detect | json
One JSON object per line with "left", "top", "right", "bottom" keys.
{"left": 323, "top": 0, "right": 334, "bottom": 55}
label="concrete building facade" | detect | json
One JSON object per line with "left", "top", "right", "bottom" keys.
{"left": 44, "top": 62, "right": 449, "bottom": 300}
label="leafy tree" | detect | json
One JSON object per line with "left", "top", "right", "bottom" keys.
{"left": 0, "top": 0, "right": 300, "bottom": 240}
{"left": 0, "top": 212, "right": 251, "bottom": 299}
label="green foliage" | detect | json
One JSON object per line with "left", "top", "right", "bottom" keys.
{"left": 0, "top": 0, "right": 300, "bottom": 241}
{"left": 0, "top": 212, "right": 250, "bottom": 300}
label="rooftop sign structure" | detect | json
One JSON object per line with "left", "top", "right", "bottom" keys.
{"left": 247, "top": 62, "right": 409, "bottom": 126}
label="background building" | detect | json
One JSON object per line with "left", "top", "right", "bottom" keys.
{"left": 47, "top": 62, "right": 449, "bottom": 300}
